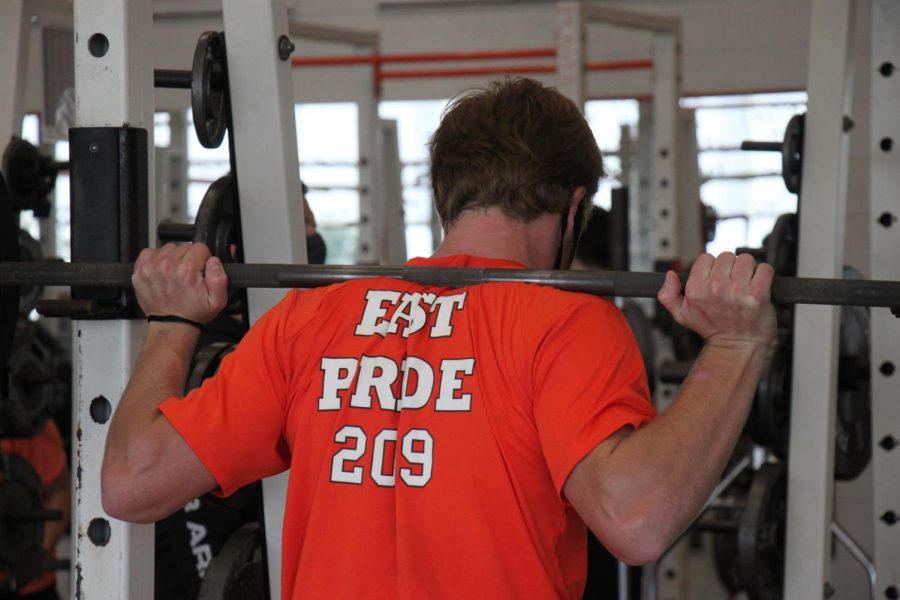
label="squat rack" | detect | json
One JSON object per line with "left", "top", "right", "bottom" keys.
{"left": 868, "top": 0, "right": 900, "bottom": 596}
{"left": 49, "top": 2, "right": 900, "bottom": 600}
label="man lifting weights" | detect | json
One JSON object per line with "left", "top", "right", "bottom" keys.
{"left": 102, "top": 78, "right": 776, "bottom": 598}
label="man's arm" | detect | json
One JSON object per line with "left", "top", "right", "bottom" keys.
{"left": 101, "top": 243, "right": 227, "bottom": 523}
{"left": 564, "top": 252, "right": 776, "bottom": 565}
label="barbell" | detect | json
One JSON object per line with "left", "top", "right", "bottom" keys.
{"left": 0, "top": 261, "right": 899, "bottom": 309}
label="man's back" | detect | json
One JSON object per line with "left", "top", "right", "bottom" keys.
{"left": 161, "top": 254, "right": 654, "bottom": 599}
{"left": 105, "top": 78, "right": 777, "bottom": 600}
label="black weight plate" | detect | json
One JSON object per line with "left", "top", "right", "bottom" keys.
{"left": 746, "top": 333, "right": 791, "bottom": 455}
{"left": 711, "top": 439, "right": 753, "bottom": 593}
{"left": 192, "top": 31, "right": 228, "bottom": 149}
{"left": 834, "top": 388, "right": 871, "bottom": 481}
{"left": 186, "top": 341, "right": 236, "bottom": 393}
{"left": 0, "top": 172, "right": 21, "bottom": 374}
{"left": 0, "top": 481, "right": 37, "bottom": 565}
{"left": 193, "top": 175, "right": 236, "bottom": 263}
{"left": 17, "top": 229, "right": 43, "bottom": 316}
{"left": 764, "top": 213, "right": 798, "bottom": 329}
{"left": 781, "top": 114, "right": 805, "bottom": 195}
{"left": 737, "top": 463, "right": 786, "bottom": 600}
{"left": 1, "top": 323, "right": 57, "bottom": 438}
{"left": 193, "top": 175, "right": 242, "bottom": 313}
{"left": 713, "top": 529, "right": 742, "bottom": 593}
{"left": 197, "top": 521, "right": 265, "bottom": 600}
{"left": 765, "top": 213, "right": 798, "bottom": 278}
{"left": 834, "top": 266, "right": 872, "bottom": 480}
{"left": 622, "top": 301, "right": 656, "bottom": 391}
{"left": 1, "top": 137, "right": 55, "bottom": 215}
{"left": 0, "top": 455, "right": 45, "bottom": 566}
{"left": 670, "top": 325, "right": 704, "bottom": 362}
{"left": 839, "top": 267, "right": 870, "bottom": 361}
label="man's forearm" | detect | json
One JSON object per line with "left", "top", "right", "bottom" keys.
{"left": 602, "top": 341, "right": 770, "bottom": 553}
{"left": 104, "top": 324, "right": 198, "bottom": 477}
{"left": 103, "top": 245, "right": 226, "bottom": 522}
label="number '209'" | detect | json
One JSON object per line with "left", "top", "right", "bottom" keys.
{"left": 330, "top": 425, "right": 434, "bottom": 488}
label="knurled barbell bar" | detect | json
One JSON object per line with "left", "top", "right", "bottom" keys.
{"left": 0, "top": 261, "right": 899, "bottom": 309}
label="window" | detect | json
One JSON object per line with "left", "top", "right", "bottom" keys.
{"left": 185, "top": 110, "right": 231, "bottom": 219}
{"left": 296, "top": 103, "right": 360, "bottom": 264}
{"left": 584, "top": 99, "right": 640, "bottom": 209}
{"left": 379, "top": 100, "right": 448, "bottom": 260}
{"left": 154, "top": 112, "right": 171, "bottom": 148}
{"left": 685, "top": 92, "right": 807, "bottom": 254}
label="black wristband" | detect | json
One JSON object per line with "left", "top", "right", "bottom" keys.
{"left": 147, "top": 315, "right": 204, "bottom": 331}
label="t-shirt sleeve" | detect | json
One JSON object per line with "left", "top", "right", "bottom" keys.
{"left": 160, "top": 292, "right": 299, "bottom": 497}
{"left": 532, "top": 297, "right": 656, "bottom": 498}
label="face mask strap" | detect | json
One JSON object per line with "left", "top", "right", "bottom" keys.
{"left": 553, "top": 201, "right": 586, "bottom": 270}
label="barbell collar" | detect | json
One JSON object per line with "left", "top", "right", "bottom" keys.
{"left": 154, "top": 69, "right": 193, "bottom": 89}
{"left": 740, "top": 141, "right": 782, "bottom": 152}
{"left": 1, "top": 262, "right": 899, "bottom": 308}
{"left": 157, "top": 222, "right": 196, "bottom": 242}
{"left": 154, "top": 68, "right": 226, "bottom": 90}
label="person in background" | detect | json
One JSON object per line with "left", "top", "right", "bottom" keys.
{"left": 0, "top": 421, "right": 70, "bottom": 600}
{"left": 301, "top": 181, "right": 326, "bottom": 265}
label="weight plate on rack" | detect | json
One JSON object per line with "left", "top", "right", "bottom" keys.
{"left": 193, "top": 175, "right": 235, "bottom": 262}
{"left": 193, "top": 174, "right": 242, "bottom": 314}
{"left": 834, "top": 388, "right": 871, "bottom": 481}
{"left": 17, "top": 230, "right": 43, "bottom": 316}
{"left": 1, "top": 138, "right": 56, "bottom": 217}
{"left": 197, "top": 522, "right": 265, "bottom": 600}
{"left": 765, "top": 213, "right": 798, "bottom": 278}
{"left": 0, "top": 455, "right": 45, "bottom": 566}
{"left": 191, "top": 31, "right": 228, "bottom": 149}
{"left": 709, "top": 439, "right": 753, "bottom": 593}
{"left": 1, "top": 322, "right": 63, "bottom": 438}
{"left": 713, "top": 527, "right": 743, "bottom": 593}
{"left": 834, "top": 266, "right": 872, "bottom": 480}
{"left": 186, "top": 341, "right": 236, "bottom": 393}
{"left": 0, "top": 172, "right": 21, "bottom": 374}
{"left": 781, "top": 114, "right": 805, "bottom": 195}
{"left": 737, "top": 462, "right": 786, "bottom": 600}
{"left": 622, "top": 301, "right": 656, "bottom": 391}
{"left": 746, "top": 333, "right": 791, "bottom": 455}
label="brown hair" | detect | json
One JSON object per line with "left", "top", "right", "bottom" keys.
{"left": 429, "top": 78, "right": 604, "bottom": 228}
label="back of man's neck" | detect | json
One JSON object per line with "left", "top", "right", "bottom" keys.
{"left": 431, "top": 207, "right": 557, "bottom": 269}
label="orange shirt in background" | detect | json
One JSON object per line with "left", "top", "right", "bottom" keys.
{"left": 1, "top": 420, "right": 67, "bottom": 595}
{"left": 161, "top": 255, "right": 656, "bottom": 599}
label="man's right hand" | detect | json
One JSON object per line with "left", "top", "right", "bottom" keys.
{"left": 657, "top": 252, "right": 777, "bottom": 351}
{"left": 131, "top": 243, "right": 229, "bottom": 324}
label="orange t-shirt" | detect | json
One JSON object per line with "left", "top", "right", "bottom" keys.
{"left": 0, "top": 420, "right": 67, "bottom": 594}
{"left": 161, "top": 255, "right": 656, "bottom": 599}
